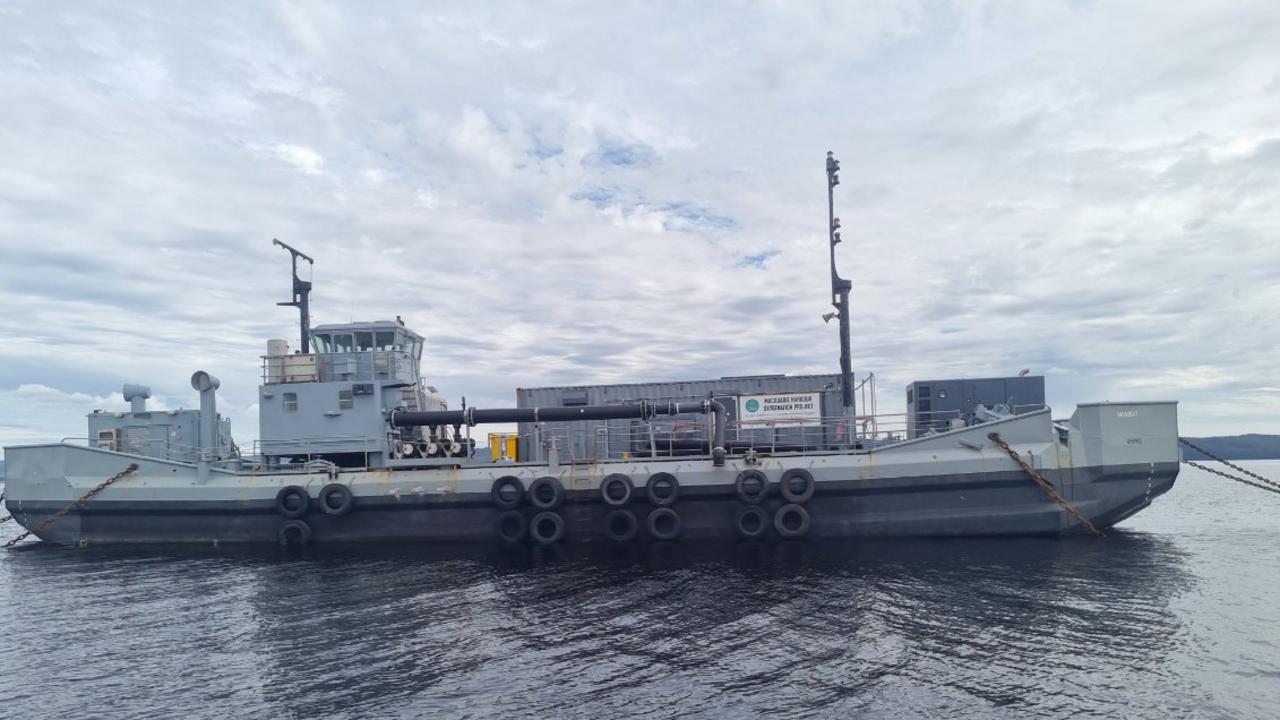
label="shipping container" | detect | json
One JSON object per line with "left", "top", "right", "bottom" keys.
{"left": 513, "top": 374, "right": 844, "bottom": 462}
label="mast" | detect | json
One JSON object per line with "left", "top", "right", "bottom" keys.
{"left": 825, "top": 151, "right": 855, "bottom": 439}
{"left": 273, "top": 238, "right": 314, "bottom": 351}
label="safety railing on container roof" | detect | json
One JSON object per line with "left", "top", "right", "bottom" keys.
{"left": 485, "top": 405, "right": 1048, "bottom": 465}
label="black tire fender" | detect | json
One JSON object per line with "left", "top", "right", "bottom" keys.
{"left": 735, "top": 505, "right": 770, "bottom": 539}
{"left": 646, "top": 472, "right": 680, "bottom": 507}
{"left": 604, "top": 509, "right": 639, "bottom": 542}
{"left": 780, "top": 468, "right": 816, "bottom": 504}
{"left": 529, "top": 476, "right": 566, "bottom": 510}
{"left": 647, "top": 507, "right": 683, "bottom": 540}
{"left": 496, "top": 510, "right": 528, "bottom": 544}
{"left": 491, "top": 476, "right": 525, "bottom": 509}
{"left": 318, "top": 483, "right": 354, "bottom": 517}
{"left": 277, "top": 519, "right": 312, "bottom": 547}
{"left": 275, "top": 485, "right": 310, "bottom": 518}
{"left": 774, "top": 503, "right": 812, "bottom": 539}
{"left": 600, "top": 474, "right": 634, "bottom": 506}
{"left": 529, "top": 511, "right": 566, "bottom": 544}
{"left": 735, "top": 469, "right": 770, "bottom": 504}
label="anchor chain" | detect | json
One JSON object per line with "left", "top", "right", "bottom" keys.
{"left": 1181, "top": 457, "right": 1280, "bottom": 496}
{"left": 1178, "top": 438, "right": 1280, "bottom": 493}
{"left": 3, "top": 463, "right": 139, "bottom": 549}
{"left": 988, "top": 432, "right": 1105, "bottom": 538}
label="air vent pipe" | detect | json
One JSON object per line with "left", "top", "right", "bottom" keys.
{"left": 191, "top": 371, "right": 220, "bottom": 462}
{"left": 391, "top": 400, "right": 728, "bottom": 466}
{"left": 122, "top": 384, "right": 151, "bottom": 413}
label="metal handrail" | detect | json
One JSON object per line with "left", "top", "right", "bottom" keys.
{"left": 489, "top": 405, "right": 1050, "bottom": 464}
{"left": 260, "top": 350, "right": 418, "bottom": 384}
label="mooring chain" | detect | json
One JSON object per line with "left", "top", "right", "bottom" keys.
{"left": 1178, "top": 438, "right": 1280, "bottom": 492}
{"left": 2, "top": 463, "right": 139, "bottom": 549}
{"left": 1182, "top": 458, "right": 1280, "bottom": 497}
{"left": 988, "top": 432, "right": 1105, "bottom": 538}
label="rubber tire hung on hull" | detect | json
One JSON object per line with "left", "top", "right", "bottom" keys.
{"left": 780, "top": 469, "right": 816, "bottom": 504}
{"left": 774, "top": 504, "right": 811, "bottom": 538}
{"left": 278, "top": 519, "right": 312, "bottom": 547}
{"left": 735, "top": 505, "right": 770, "bottom": 539}
{"left": 496, "top": 510, "right": 527, "bottom": 544}
{"left": 647, "top": 507, "right": 683, "bottom": 540}
{"left": 318, "top": 483, "right": 353, "bottom": 517}
{"left": 646, "top": 473, "right": 680, "bottom": 506}
{"left": 735, "top": 469, "right": 770, "bottom": 504}
{"left": 529, "top": 511, "right": 566, "bottom": 544}
{"left": 491, "top": 476, "right": 524, "bottom": 510}
{"left": 275, "top": 486, "right": 309, "bottom": 518}
{"left": 604, "top": 509, "right": 639, "bottom": 542}
{"left": 529, "top": 477, "right": 565, "bottom": 511}
{"left": 600, "top": 474, "right": 634, "bottom": 506}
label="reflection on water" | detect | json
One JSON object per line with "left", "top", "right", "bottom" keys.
{"left": 0, "top": 534, "right": 1194, "bottom": 719}
{"left": 2, "top": 463, "right": 1278, "bottom": 719}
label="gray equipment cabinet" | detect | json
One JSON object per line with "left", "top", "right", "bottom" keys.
{"left": 906, "top": 375, "right": 1046, "bottom": 438}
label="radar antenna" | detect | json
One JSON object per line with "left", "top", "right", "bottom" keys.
{"left": 273, "top": 239, "right": 314, "bottom": 351}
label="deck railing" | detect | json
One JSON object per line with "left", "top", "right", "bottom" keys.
{"left": 499, "top": 404, "right": 1046, "bottom": 464}
{"left": 260, "top": 350, "right": 419, "bottom": 385}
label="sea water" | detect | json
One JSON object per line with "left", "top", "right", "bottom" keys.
{"left": 1, "top": 461, "right": 1277, "bottom": 718}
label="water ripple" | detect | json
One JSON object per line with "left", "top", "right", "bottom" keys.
{"left": 2, "top": 464, "right": 1279, "bottom": 718}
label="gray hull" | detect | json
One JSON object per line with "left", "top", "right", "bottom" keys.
{"left": 2, "top": 402, "right": 1179, "bottom": 546}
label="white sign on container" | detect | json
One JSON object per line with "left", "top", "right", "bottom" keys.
{"left": 737, "top": 392, "right": 821, "bottom": 427}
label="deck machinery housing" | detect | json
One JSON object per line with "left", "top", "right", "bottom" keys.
{"left": 1, "top": 157, "right": 1180, "bottom": 547}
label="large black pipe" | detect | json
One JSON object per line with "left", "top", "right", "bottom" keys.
{"left": 391, "top": 400, "right": 728, "bottom": 466}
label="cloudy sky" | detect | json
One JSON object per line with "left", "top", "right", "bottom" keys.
{"left": 1, "top": 0, "right": 1278, "bottom": 453}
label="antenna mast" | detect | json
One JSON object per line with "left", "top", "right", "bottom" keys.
{"left": 273, "top": 238, "right": 314, "bottom": 351}
{"left": 825, "top": 152, "right": 855, "bottom": 440}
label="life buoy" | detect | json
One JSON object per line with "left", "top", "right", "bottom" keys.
{"left": 600, "top": 474, "right": 634, "bottom": 506}
{"left": 735, "top": 505, "right": 770, "bottom": 539}
{"left": 780, "top": 468, "right": 816, "bottom": 504}
{"left": 529, "top": 511, "right": 565, "bottom": 544}
{"left": 604, "top": 509, "right": 639, "bottom": 542}
{"left": 277, "top": 519, "right": 312, "bottom": 547}
{"left": 646, "top": 472, "right": 680, "bottom": 507}
{"left": 318, "top": 483, "right": 354, "bottom": 517}
{"left": 735, "top": 469, "right": 769, "bottom": 504}
{"left": 496, "top": 510, "right": 527, "bottom": 544}
{"left": 774, "top": 503, "right": 812, "bottom": 538}
{"left": 491, "top": 476, "right": 524, "bottom": 509}
{"left": 275, "top": 486, "right": 310, "bottom": 518}
{"left": 529, "top": 476, "right": 565, "bottom": 510}
{"left": 647, "top": 507, "right": 683, "bottom": 540}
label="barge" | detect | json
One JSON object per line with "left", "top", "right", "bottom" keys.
{"left": 1, "top": 155, "right": 1179, "bottom": 546}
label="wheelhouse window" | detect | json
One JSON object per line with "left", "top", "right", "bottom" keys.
{"left": 375, "top": 331, "right": 396, "bottom": 351}
{"left": 283, "top": 393, "right": 298, "bottom": 412}
{"left": 332, "top": 334, "right": 354, "bottom": 353}
{"left": 310, "top": 334, "right": 332, "bottom": 353}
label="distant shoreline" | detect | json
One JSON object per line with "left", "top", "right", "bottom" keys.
{"left": 1180, "top": 434, "right": 1280, "bottom": 460}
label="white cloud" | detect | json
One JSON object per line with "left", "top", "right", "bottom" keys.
{"left": 0, "top": 0, "right": 1278, "bottom": 455}
{"left": 270, "top": 144, "right": 325, "bottom": 175}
